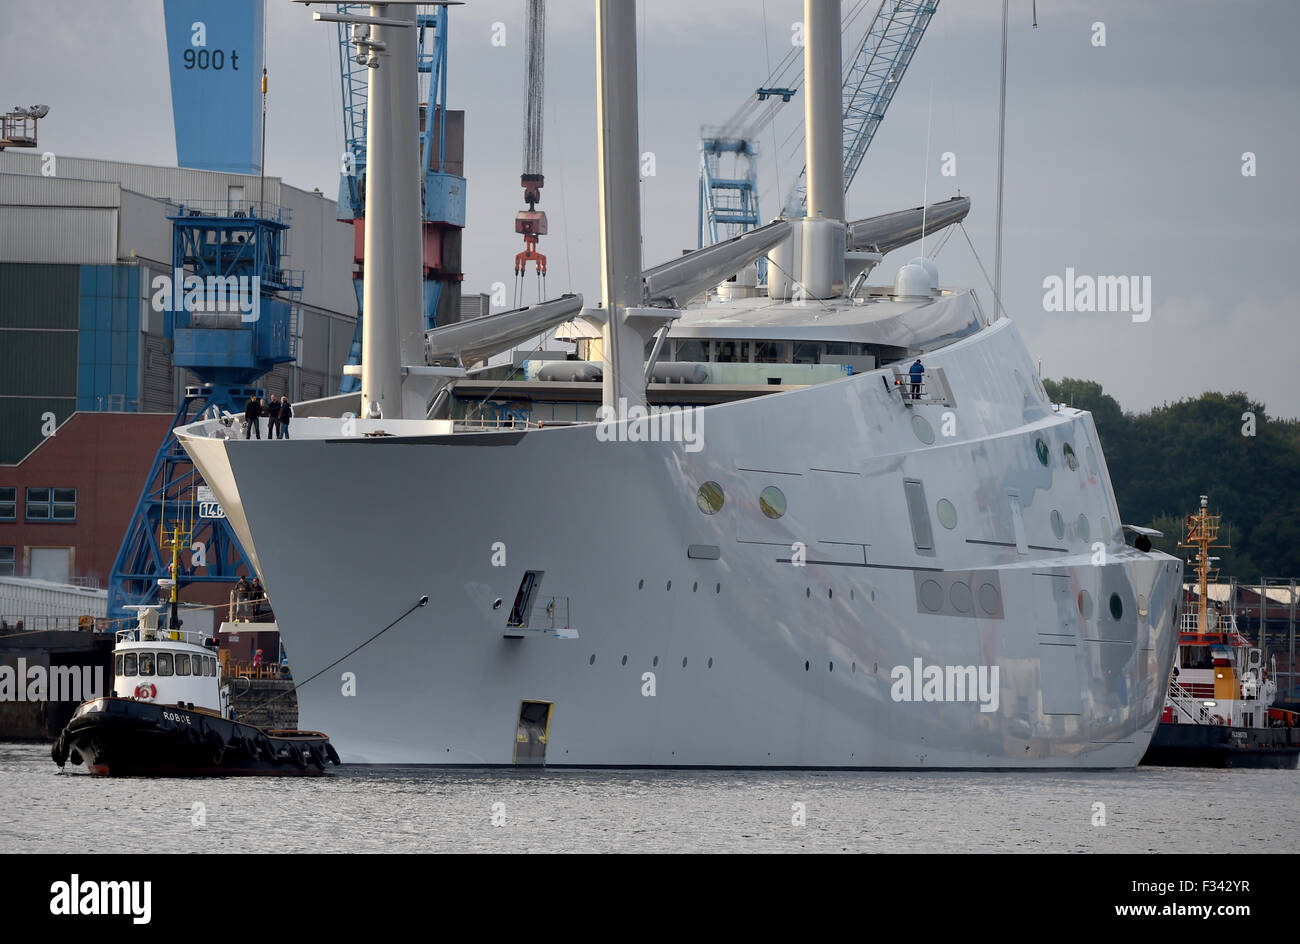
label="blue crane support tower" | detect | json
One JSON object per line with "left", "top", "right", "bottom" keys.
{"left": 336, "top": 2, "right": 466, "bottom": 393}
{"left": 107, "top": 199, "right": 303, "bottom": 619}
{"left": 697, "top": 1, "right": 938, "bottom": 247}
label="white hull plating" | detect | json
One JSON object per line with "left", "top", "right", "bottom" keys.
{"left": 180, "top": 317, "right": 1181, "bottom": 766}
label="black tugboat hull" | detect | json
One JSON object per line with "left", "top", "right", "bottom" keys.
{"left": 1141, "top": 722, "right": 1300, "bottom": 769}
{"left": 51, "top": 697, "right": 340, "bottom": 777}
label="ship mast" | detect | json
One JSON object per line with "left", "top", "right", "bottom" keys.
{"left": 1180, "top": 495, "right": 1230, "bottom": 635}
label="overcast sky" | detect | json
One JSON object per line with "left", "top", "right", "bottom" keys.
{"left": 3, "top": 0, "right": 1297, "bottom": 416}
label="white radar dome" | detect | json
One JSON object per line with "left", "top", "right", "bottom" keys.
{"left": 894, "top": 263, "right": 932, "bottom": 298}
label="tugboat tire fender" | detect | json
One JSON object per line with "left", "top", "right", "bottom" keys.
{"left": 289, "top": 745, "right": 307, "bottom": 770}
{"left": 325, "top": 743, "right": 341, "bottom": 766}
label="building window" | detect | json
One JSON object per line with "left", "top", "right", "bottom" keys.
{"left": 0, "top": 547, "right": 14, "bottom": 577}
{"left": 0, "top": 487, "right": 15, "bottom": 520}
{"left": 26, "top": 487, "right": 77, "bottom": 522}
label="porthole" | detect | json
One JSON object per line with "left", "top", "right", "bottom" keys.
{"left": 1063, "top": 443, "right": 1078, "bottom": 471}
{"left": 653, "top": 656, "right": 659, "bottom": 667}
{"left": 912, "top": 414, "right": 935, "bottom": 445}
{"left": 950, "top": 581, "right": 973, "bottom": 613}
{"left": 715, "top": 583, "right": 721, "bottom": 593}
{"left": 1110, "top": 593, "right": 1123, "bottom": 621}
{"left": 804, "top": 660, "right": 810, "bottom": 671}
{"left": 696, "top": 481, "right": 724, "bottom": 515}
{"left": 621, "top": 655, "right": 628, "bottom": 665}
{"left": 828, "top": 587, "right": 833, "bottom": 599}
{"left": 936, "top": 498, "right": 958, "bottom": 530}
{"left": 1078, "top": 589, "right": 1093, "bottom": 619}
{"left": 829, "top": 662, "right": 834, "bottom": 672}
{"left": 1078, "top": 514, "right": 1091, "bottom": 543}
{"left": 492, "top": 598, "right": 503, "bottom": 610}
{"left": 707, "top": 657, "right": 713, "bottom": 668}
{"left": 692, "top": 581, "right": 698, "bottom": 592}
{"left": 1034, "top": 438, "right": 1050, "bottom": 466}
{"left": 978, "top": 583, "right": 1001, "bottom": 615}
{"left": 1050, "top": 510, "right": 1065, "bottom": 540}
{"left": 637, "top": 579, "right": 644, "bottom": 590}
{"left": 589, "top": 654, "right": 596, "bottom": 665}
{"left": 806, "top": 587, "right": 811, "bottom": 598}
{"left": 666, "top": 580, "right": 672, "bottom": 591}
{"left": 919, "top": 579, "right": 944, "bottom": 612}
{"left": 759, "top": 485, "right": 787, "bottom": 519}
{"left": 682, "top": 657, "right": 688, "bottom": 668}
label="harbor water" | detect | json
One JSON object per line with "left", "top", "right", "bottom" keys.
{"left": 3, "top": 742, "right": 1296, "bottom": 853}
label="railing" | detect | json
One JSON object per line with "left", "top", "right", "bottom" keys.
{"left": 454, "top": 416, "right": 541, "bottom": 432}
{"left": 168, "top": 200, "right": 293, "bottom": 226}
{"left": 0, "top": 615, "right": 100, "bottom": 633}
{"left": 226, "top": 589, "right": 274, "bottom": 624}
{"left": 1167, "top": 676, "right": 1213, "bottom": 724}
{"left": 114, "top": 625, "right": 209, "bottom": 647}
{"left": 226, "top": 659, "right": 290, "bottom": 681}
{"left": 1180, "top": 610, "right": 1238, "bottom": 634}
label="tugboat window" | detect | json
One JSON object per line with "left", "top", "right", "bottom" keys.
{"left": 157, "top": 653, "right": 173, "bottom": 676}
{"left": 208, "top": 656, "right": 217, "bottom": 676}
{"left": 123, "top": 653, "right": 137, "bottom": 676}
{"left": 138, "top": 653, "right": 155, "bottom": 676}
{"left": 176, "top": 653, "right": 191, "bottom": 676}
{"left": 114, "top": 654, "right": 123, "bottom": 676}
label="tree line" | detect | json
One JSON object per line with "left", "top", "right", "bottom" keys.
{"left": 1042, "top": 379, "right": 1300, "bottom": 580}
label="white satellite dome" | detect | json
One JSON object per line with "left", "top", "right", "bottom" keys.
{"left": 894, "top": 263, "right": 932, "bottom": 298}
{"left": 905, "top": 256, "right": 939, "bottom": 291}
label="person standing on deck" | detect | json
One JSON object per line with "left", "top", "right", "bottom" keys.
{"left": 244, "top": 396, "right": 261, "bottom": 439}
{"left": 909, "top": 359, "right": 925, "bottom": 400}
{"left": 278, "top": 396, "right": 293, "bottom": 439}
{"left": 266, "top": 396, "right": 281, "bottom": 439}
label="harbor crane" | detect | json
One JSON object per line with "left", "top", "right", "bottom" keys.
{"left": 513, "top": 0, "right": 548, "bottom": 306}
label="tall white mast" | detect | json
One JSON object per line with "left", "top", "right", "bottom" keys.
{"left": 804, "top": 0, "right": 844, "bottom": 225}
{"left": 595, "top": 0, "right": 647, "bottom": 411}
{"left": 303, "top": 2, "right": 424, "bottom": 420}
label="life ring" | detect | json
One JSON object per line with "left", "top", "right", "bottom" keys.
{"left": 1211, "top": 714, "right": 1227, "bottom": 725}
{"left": 134, "top": 683, "right": 157, "bottom": 701}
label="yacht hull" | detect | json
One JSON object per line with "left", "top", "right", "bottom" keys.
{"left": 179, "top": 318, "right": 1182, "bottom": 767}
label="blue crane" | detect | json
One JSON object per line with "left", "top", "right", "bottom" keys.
{"left": 107, "top": 200, "right": 303, "bottom": 619}
{"left": 697, "top": 1, "right": 939, "bottom": 246}
{"left": 336, "top": 3, "right": 466, "bottom": 393}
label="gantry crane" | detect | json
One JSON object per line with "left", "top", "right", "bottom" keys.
{"left": 513, "top": 0, "right": 548, "bottom": 306}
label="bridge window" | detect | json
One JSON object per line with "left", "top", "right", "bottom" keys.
{"left": 122, "top": 653, "right": 137, "bottom": 676}
{"left": 176, "top": 653, "right": 192, "bottom": 676}
{"left": 754, "top": 341, "right": 788, "bottom": 363}
{"left": 674, "top": 339, "right": 707, "bottom": 362}
{"left": 138, "top": 652, "right": 155, "bottom": 676}
{"left": 792, "top": 342, "right": 820, "bottom": 364}
{"left": 157, "top": 653, "right": 174, "bottom": 676}
{"left": 714, "top": 340, "right": 750, "bottom": 363}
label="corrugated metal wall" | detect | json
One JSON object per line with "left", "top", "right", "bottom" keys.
{"left": 0, "top": 206, "right": 117, "bottom": 264}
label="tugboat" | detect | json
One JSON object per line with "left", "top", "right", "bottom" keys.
{"left": 52, "top": 602, "right": 339, "bottom": 776}
{"left": 1141, "top": 496, "right": 1300, "bottom": 769}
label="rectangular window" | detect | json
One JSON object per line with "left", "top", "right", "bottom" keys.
{"left": 753, "top": 341, "right": 788, "bottom": 363}
{"left": 123, "top": 653, "right": 138, "bottom": 676}
{"left": 25, "top": 487, "right": 76, "bottom": 522}
{"left": 157, "top": 652, "right": 174, "bottom": 676}
{"left": 674, "top": 340, "right": 707, "bottom": 363}
{"left": 138, "top": 652, "right": 155, "bottom": 677}
{"left": 792, "top": 342, "right": 821, "bottom": 364}
{"left": 176, "top": 653, "right": 191, "bottom": 676}
{"left": 0, "top": 546, "right": 13, "bottom": 577}
{"left": 0, "top": 487, "right": 15, "bottom": 521}
{"left": 114, "top": 654, "right": 123, "bottom": 676}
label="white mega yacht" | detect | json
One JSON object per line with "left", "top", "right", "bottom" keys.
{"left": 176, "top": 0, "right": 1182, "bottom": 766}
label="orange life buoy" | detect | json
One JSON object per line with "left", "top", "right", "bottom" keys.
{"left": 134, "top": 683, "right": 157, "bottom": 701}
